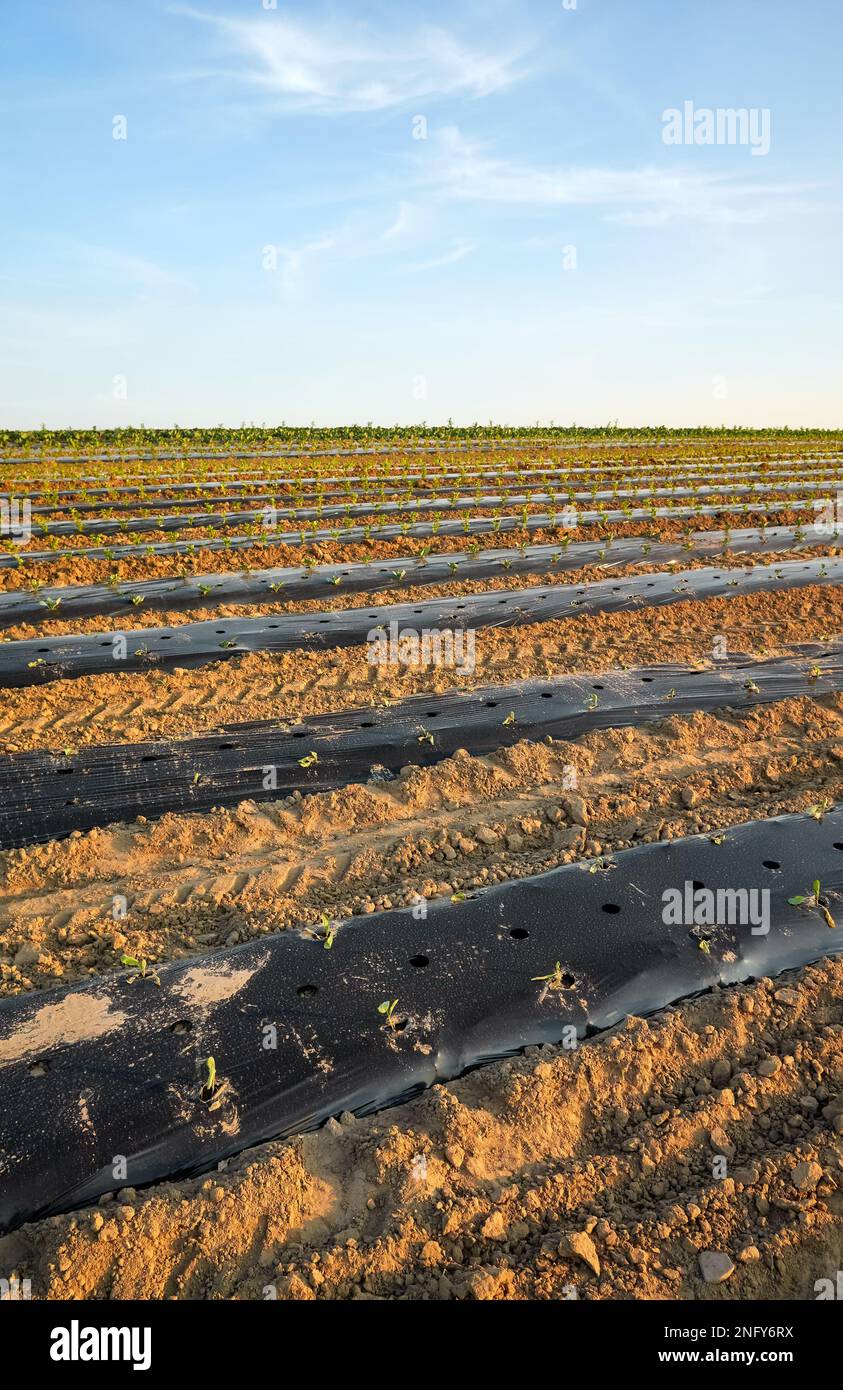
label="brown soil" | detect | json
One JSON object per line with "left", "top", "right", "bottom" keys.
{"left": 0, "top": 513, "right": 820, "bottom": 588}
{"left": 3, "top": 441, "right": 843, "bottom": 1303}
{"left": 3, "top": 545, "right": 836, "bottom": 641}
{"left": 2, "top": 694, "right": 842, "bottom": 998}
{"left": 4, "top": 955, "right": 841, "bottom": 1300}
{"left": 0, "top": 583, "right": 840, "bottom": 754}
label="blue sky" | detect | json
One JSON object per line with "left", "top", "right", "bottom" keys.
{"left": 1, "top": 0, "right": 841, "bottom": 428}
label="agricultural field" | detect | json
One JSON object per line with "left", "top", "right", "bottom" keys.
{"left": 1, "top": 426, "right": 842, "bottom": 1303}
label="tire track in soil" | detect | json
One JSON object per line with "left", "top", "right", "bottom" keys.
{"left": 2, "top": 695, "right": 842, "bottom": 997}
{"left": 1, "top": 583, "right": 842, "bottom": 752}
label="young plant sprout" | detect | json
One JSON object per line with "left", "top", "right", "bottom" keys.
{"left": 503, "top": 710, "right": 516, "bottom": 726}
{"left": 298, "top": 751, "right": 319, "bottom": 768}
{"left": 531, "top": 962, "right": 573, "bottom": 1004}
{"left": 200, "top": 1056, "right": 217, "bottom": 1101}
{"left": 378, "top": 998, "right": 400, "bottom": 1029}
{"left": 418, "top": 730, "right": 435, "bottom": 745}
{"left": 808, "top": 797, "right": 833, "bottom": 821}
{"left": 304, "top": 913, "right": 338, "bottom": 949}
{"left": 587, "top": 856, "right": 613, "bottom": 874}
{"left": 121, "top": 953, "right": 161, "bottom": 987}
{"left": 788, "top": 879, "right": 836, "bottom": 929}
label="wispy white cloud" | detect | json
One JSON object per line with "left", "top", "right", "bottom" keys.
{"left": 425, "top": 126, "right": 822, "bottom": 226}
{"left": 173, "top": 8, "right": 533, "bottom": 115}
{"left": 383, "top": 201, "right": 414, "bottom": 242}
{"left": 406, "top": 239, "right": 475, "bottom": 272}
{"left": 271, "top": 235, "right": 336, "bottom": 291}
{"left": 73, "top": 244, "right": 194, "bottom": 292}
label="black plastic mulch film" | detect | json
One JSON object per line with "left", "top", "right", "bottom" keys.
{"left": 1, "top": 498, "right": 835, "bottom": 569}
{"left": 8, "top": 459, "right": 843, "bottom": 505}
{"left": 19, "top": 472, "right": 843, "bottom": 517}
{"left": 0, "top": 525, "right": 828, "bottom": 628}
{"left": 0, "top": 438, "right": 569, "bottom": 467}
{"left": 6, "top": 458, "right": 843, "bottom": 509}
{"left": 1, "top": 643, "right": 840, "bottom": 848}
{"left": 4, "top": 554, "right": 842, "bottom": 689}
{"left": 13, "top": 470, "right": 843, "bottom": 518}
{"left": 8, "top": 481, "right": 842, "bottom": 539}
{"left": 0, "top": 805, "right": 841, "bottom": 1233}
{"left": 5, "top": 442, "right": 842, "bottom": 467}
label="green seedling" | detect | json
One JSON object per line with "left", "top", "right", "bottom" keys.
{"left": 503, "top": 710, "right": 516, "bottom": 726}
{"left": 298, "top": 751, "right": 319, "bottom": 768}
{"left": 808, "top": 797, "right": 833, "bottom": 821}
{"left": 27, "top": 658, "right": 46, "bottom": 668}
{"left": 391, "top": 569, "right": 407, "bottom": 581}
{"left": 587, "top": 856, "right": 613, "bottom": 874}
{"left": 200, "top": 1056, "right": 217, "bottom": 1101}
{"left": 585, "top": 693, "right": 599, "bottom": 709}
{"left": 121, "top": 953, "right": 161, "bottom": 987}
{"left": 197, "top": 584, "right": 213, "bottom": 598}
{"left": 40, "top": 596, "right": 62, "bottom": 612}
{"left": 378, "top": 998, "right": 400, "bottom": 1029}
{"left": 744, "top": 678, "right": 760, "bottom": 695}
{"left": 531, "top": 961, "right": 574, "bottom": 1003}
{"left": 418, "top": 730, "right": 435, "bottom": 745}
{"left": 788, "top": 878, "right": 836, "bottom": 929}
{"left": 219, "top": 638, "right": 238, "bottom": 648}
{"left": 808, "top": 664, "right": 822, "bottom": 681}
